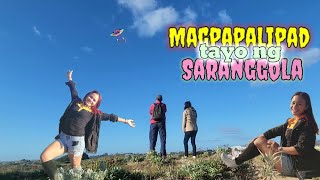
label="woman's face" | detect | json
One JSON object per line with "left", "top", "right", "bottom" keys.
{"left": 290, "top": 95, "right": 308, "bottom": 118}
{"left": 84, "top": 93, "right": 99, "bottom": 107}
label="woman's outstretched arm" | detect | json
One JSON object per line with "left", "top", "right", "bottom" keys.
{"left": 101, "top": 113, "right": 136, "bottom": 128}
{"left": 118, "top": 117, "right": 136, "bottom": 128}
{"left": 65, "top": 70, "right": 79, "bottom": 100}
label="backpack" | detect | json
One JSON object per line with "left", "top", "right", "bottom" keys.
{"left": 152, "top": 103, "right": 165, "bottom": 121}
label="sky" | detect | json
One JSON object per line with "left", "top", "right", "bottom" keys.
{"left": 0, "top": 0, "right": 320, "bottom": 161}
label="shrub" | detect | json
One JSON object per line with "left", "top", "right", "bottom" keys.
{"left": 56, "top": 167, "right": 106, "bottom": 180}
{"left": 146, "top": 151, "right": 163, "bottom": 166}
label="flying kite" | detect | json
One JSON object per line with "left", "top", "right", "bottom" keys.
{"left": 110, "top": 29, "right": 126, "bottom": 43}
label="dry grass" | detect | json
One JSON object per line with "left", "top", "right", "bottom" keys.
{"left": 1, "top": 149, "right": 320, "bottom": 179}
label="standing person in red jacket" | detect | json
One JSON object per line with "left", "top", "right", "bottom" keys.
{"left": 149, "top": 95, "right": 167, "bottom": 159}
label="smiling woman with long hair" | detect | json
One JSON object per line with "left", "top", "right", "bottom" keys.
{"left": 40, "top": 70, "right": 136, "bottom": 179}
{"left": 221, "top": 92, "right": 320, "bottom": 179}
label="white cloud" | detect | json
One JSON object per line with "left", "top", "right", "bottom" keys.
{"left": 218, "top": 10, "right": 232, "bottom": 25}
{"left": 200, "top": 1, "right": 212, "bottom": 18}
{"left": 117, "top": 0, "right": 157, "bottom": 16}
{"left": 117, "top": 1, "right": 232, "bottom": 38}
{"left": 249, "top": 80, "right": 277, "bottom": 87}
{"left": 81, "top": 46, "right": 94, "bottom": 53}
{"left": 47, "top": 34, "right": 53, "bottom": 41}
{"left": 33, "top": 26, "right": 41, "bottom": 36}
{"left": 132, "top": 7, "right": 178, "bottom": 37}
{"left": 118, "top": 0, "right": 197, "bottom": 37}
{"left": 32, "top": 26, "right": 54, "bottom": 41}
{"left": 120, "top": 3, "right": 231, "bottom": 37}
{"left": 281, "top": 47, "right": 320, "bottom": 67}
{"left": 247, "top": 46, "right": 320, "bottom": 87}
{"left": 182, "top": 7, "right": 197, "bottom": 24}
{"left": 220, "top": 127, "right": 243, "bottom": 136}
{"left": 297, "top": 48, "right": 320, "bottom": 66}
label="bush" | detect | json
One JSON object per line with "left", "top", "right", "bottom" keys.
{"left": 179, "top": 158, "right": 225, "bottom": 180}
{"left": 146, "top": 151, "right": 163, "bottom": 165}
{"left": 56, "top": 167, "right": 106, "bottom": 180}
{"left": 56, "top": 164, "right": 145, "bottom": 180}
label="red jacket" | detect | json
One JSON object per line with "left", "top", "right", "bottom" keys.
{"left": 150, "top": 100, "right": 167, "bottom": 124}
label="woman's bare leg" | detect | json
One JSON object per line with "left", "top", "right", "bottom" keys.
{"left": 40, "top": 140, "right": 66, "bottom": 162}
{"left": 40, "top": 140, "right": 66, "bottom": 179}
{"left": 253, "top": 136, "right": 282, "bottom": 172}
{"left": 68, "top": 153, "right": 83, "bottom": 169}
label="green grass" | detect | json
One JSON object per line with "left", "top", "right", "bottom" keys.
{"left": 0, "top": 147, "right": 305, "bottom": 180}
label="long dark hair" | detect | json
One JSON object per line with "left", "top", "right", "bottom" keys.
{"left": 83, "top": 90, "right": 102, "bottom": 114}
{"left": 184, "top": 101, "right": 191, "bottom": 110}
{"left": 292, "top": 92, "right": 319, "bottom": 134}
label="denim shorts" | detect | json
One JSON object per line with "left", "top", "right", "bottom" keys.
{"left": 281, "top": 154, "right": 296, "bottom": 176}
{"left": 57, "top": 132, "right": 85, "bottom": 156}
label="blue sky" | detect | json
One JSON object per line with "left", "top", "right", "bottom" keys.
{"left": 1, "top": 0, "right": 320, "bottom": 161}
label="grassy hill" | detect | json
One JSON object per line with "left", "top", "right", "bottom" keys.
{"left": 1, "top": 148, "right": 320, "bottom": 180}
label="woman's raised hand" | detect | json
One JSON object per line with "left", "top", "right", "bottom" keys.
{"left": 126, "top": 119, "right": 136, "bottom": 128}
{"left": 67, "top": 70, "right": 73, "bottom": 81}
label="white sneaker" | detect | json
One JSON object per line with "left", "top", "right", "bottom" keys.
{"left": 192, "top": 156, "right": 196, "bottom": 159}
{"left": 220, "top": 152, "right": 238, "bottom": 168}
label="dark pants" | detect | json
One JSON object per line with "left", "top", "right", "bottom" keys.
{"left": 149, "top": 121, "right": 166, "bottom": 156}
{"left": 184, "top": 130, "right": 197, "bottom": 156}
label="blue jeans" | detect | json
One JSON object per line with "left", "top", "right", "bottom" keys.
{"left": 149, "top": 122, "right": 166, "bottom": 156}
{"left": 57, "top": 132, "right": 85, "bottom": 156}
{"left": 184, "top": 130, "right": 197, "bottom": 156}
{"left": 281, "top": 154, "right": 295, "bottom": 176}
